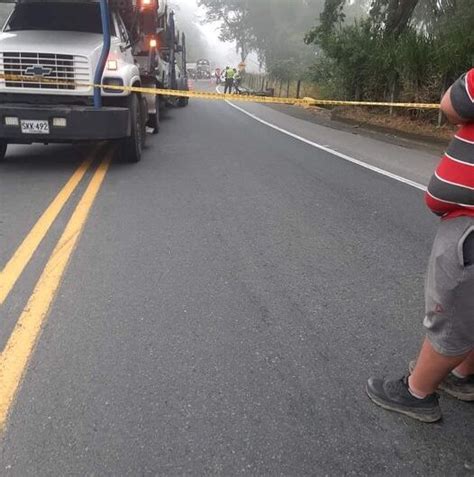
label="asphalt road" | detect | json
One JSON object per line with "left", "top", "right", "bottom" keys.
{"left": 0, "top": 85, "right": 473, "bottom": 476}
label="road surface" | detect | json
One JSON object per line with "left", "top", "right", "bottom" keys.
{"left": 0, "top": 83, "right": 473, "bottom": 476}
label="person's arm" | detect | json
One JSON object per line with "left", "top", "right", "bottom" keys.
{"left": 440, "top": 86, "right": 464, "bottom": 124}
{"left": 441, "top": 69, "right": 474, "bottom": 125}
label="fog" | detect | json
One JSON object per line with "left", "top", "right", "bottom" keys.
{"left": 172, "top": 0, "right": 244, "bottom": 70}
{"left": 0, "top": 1, "right": 254, "bottom": 71}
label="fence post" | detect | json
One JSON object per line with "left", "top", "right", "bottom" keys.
{"left": 389, "top": 80, "right": 396, "bottom": 116}
{"left": 438, "top": 74, "right": 449, "bottom": 127}
{"left": 296, "top": 80, "right": 301, "bottom": 99}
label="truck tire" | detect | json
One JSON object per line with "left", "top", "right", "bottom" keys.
{"left": 177, "top": 96, "right": 188, "bottom": 108}
{"left": 0, "top": 141, "right": 7, "bottom": 162}
{"left": 140, "top": 95, "right": 148, "bottom": 147}
{"left": 123, "top": 93, "right": 145, "bottom": 163}
{"left": 148, "top": 95, "right": 160, "bottom": 134}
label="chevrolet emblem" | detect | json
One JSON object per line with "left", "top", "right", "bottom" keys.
{"left": 24, "top": 65, "right": 53, "bottom": 77}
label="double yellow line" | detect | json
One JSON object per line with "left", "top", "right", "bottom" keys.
{"left": 0, "top": 147, "right": 112, "bottom": 431}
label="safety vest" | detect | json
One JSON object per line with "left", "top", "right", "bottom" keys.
{"left": 226, "top": 68, "right": 235, "bottom": 80}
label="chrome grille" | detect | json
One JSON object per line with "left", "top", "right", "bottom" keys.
{"left": 0, "top": 52, "right": 90, "bottom": 91}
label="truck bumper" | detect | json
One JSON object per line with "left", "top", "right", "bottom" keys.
{"left": 0, "top": 103, "right": 130, "bottom": 143}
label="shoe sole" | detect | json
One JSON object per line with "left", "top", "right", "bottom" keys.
{"left": 409, "top": 361, "right": 474, "bottom": 402}
{"left": 366, "top": 385, "right": 442, "bottom": 423}
{"left": 438, "top": 384, "right": 474, "bottom": 402}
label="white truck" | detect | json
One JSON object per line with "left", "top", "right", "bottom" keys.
{"left": 0, "top": 0, "right": 189, "bottom": 163}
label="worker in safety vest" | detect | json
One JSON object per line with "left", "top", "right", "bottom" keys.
{"left": 234, "top": 69, "right": 242, "bottom": 94}
{"left": 224, "top": 66, "right": 235, "bottom": 94}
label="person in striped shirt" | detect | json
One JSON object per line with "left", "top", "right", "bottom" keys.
{"left": 367, "top": 69, "right": 474, "bottom": 422}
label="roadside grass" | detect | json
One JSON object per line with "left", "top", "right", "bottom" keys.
{"left": 242, "top": 74, "right": 453, "bottom": 144}
{"left": 333, "top": 107, "right": 454, "bottom": 143}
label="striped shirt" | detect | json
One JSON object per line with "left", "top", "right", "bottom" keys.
{"left": 426, "top": 69, "right": 474, "bottom": 219}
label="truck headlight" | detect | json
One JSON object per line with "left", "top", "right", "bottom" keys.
{"left": 107, "top": 60, "right": 118, "bottom": 71}
{"left": 53, "top": 118, "right": 67, "bottom": 127}
{"left": 5, "top": 117, "right": 19, "bottom": 126}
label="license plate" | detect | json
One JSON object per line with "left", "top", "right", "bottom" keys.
{"left": 21, "top": 120, "right": 50, "bottom": 135}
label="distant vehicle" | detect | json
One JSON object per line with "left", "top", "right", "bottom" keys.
{"left": 196, "top": 58, "right": 211, "bottom": 79}
{"left": 187, "top": 62, "right": 197, "bottom": 79}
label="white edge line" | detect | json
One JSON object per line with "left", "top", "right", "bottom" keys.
{"left": 220, "top": 89, "right": 427, "bottom": 193}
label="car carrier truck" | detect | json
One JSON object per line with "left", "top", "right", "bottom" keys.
{"left": 0, "top": 0, "right": 189, "bottom": 163}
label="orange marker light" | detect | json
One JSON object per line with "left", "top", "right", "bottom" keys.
{"left": 141, "top": 0, "right": 155, "bottom": 8}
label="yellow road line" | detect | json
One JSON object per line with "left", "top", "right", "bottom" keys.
{"left": 0, "top": 155, "right": 111, "bottom": 431}
{"left": 0, "top": 155, "right": 95, "bottom": 305}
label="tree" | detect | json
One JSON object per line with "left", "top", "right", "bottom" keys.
{"left": 305, "top": 0, "right": 474, "bottom": 106}
{"left": 306, "top": 0, "right": 420, "bottom": 43}
{"left": 199, "top": 0, "right": 326, "bottom": 75}
{"left": 197, "top": 0, "right": 253, "bottom": 61}
{"left": 370, "top": 0, "right": 420, "bottom": 37}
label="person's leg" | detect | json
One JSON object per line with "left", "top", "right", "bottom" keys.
{"left": 408, "top": 338, "right": 468, "bottom": 397}
{"left": 454, "top": 350, "right": 474, "bottom": 377}
{"left": 408, "top": 345, "right": 474, "bottom": 400}
{"left": 367, "top": 218, "right": 474, "bottom": 421}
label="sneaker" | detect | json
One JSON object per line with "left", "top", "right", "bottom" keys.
{"left": 409, "top": 360, "right": 474, "bottom": 402}
{"left": 366, "top": 376, "right": 441, "bottom": 423}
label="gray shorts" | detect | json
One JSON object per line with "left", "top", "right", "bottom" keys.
{"left": 424, "top": 216, "right": 474, "bottom": 356}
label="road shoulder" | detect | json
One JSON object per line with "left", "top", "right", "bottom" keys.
{"left": 227, "top": 100, "right": 441, "bottom": 187}
{"left": 266, "top": 104, "right": 447, "bottom": 155}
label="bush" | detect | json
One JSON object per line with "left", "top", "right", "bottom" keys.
{"left": 306, "top": 0, "right": 474, "bottom": 110}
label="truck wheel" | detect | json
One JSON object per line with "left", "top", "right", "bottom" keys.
{"left": 177, "top": 96, "right": 188, "bottom": 108}
{"left": 0, "top": 141, "right": 7, "bottom": 162}
{"left": 123, "top": 93, "right": 144, "bottom": 163}
{"left": 140, "top": 96, "right": 148, "bottom": 147}
{"left": 149, "top": 95, "right": 160, "bottom": 134}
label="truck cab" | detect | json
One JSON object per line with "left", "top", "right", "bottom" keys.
{"left": 0, "top": 0, "right": 187, "bottom": 163}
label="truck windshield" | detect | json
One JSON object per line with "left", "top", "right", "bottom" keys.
{"left": 5, "top": 3, "right": 108, "bottom": 34}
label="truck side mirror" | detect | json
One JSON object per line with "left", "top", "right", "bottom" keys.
{"left": 120, "top": 43, "right": 133, "bottom": 52}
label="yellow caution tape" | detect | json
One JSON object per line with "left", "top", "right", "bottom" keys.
{"left": 300, "top": 97, "right": 440, "bottom": 110}
{"left": 0, "top": 73, "right": 440, "bottom": 110}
